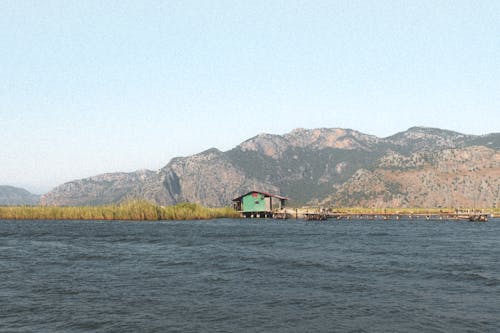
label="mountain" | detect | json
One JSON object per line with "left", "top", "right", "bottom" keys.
{"left": 40, "top": 150, "right": 278, "bottom": 207}
{"left": 40, "top": 127, "right": 500, "bottom": 208}
{"left": 40, "top": 170, "right": 161, "bottom": 206}
{"left": 321, "top": 146, "right": 499, "bottom": 208}
{"left": 0, "top": 186, "right": 40, "bottom": 205}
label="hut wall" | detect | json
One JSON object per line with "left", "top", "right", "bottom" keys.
{"left": 265, "top": 197, "right": 271, "bottom": 211}
{"left": 270, "top": 197, "right": 283, "bottom": 210}
{"left": 242, "top": 193, "right": 266, "bottom": 212}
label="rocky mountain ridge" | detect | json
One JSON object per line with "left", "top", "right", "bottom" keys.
{"left": 39, "top": 127, "right": 500, "bottom": 208}
{"left": 323, "top": 146, "right": 499, "bottom": 208}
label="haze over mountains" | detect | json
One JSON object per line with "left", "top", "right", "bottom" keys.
{"left": 0, "top": 186, "right": 40, "bottom": 206}
{"left": 2, "top": 127, "right": 499, "bottom": 208}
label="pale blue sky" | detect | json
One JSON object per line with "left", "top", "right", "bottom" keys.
{"left": 1, "top": 1, "right": 499, "bottom": 193}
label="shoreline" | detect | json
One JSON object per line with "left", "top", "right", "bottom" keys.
{"left": 1, "top": 201, "right": 498, "bottom": 221}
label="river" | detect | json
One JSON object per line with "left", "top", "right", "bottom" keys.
{"left": 1, "top": 218, "right": 499, "bottom": 332}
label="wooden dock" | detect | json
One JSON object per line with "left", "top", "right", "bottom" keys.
{"left": 303, "top": 212, "right": 328, "bottom": 221}
{"left": 239, "top": 208, "right": 490, "bottom": 222}
{"left": 326, "top": 212, "right": 489, "bottom": 222}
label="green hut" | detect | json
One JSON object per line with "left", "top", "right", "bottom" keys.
{"left": 232, "top": 191, "right": 288, "bottom": 218}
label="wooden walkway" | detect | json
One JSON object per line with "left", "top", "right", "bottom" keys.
{"left": 303, "top": 212, "right": 328, "bottom": 221}
{"left": 240, "top": 210, "right": 490, "bottom": 222}
{"left": 327, "top": 212, "right": 489, "bottom": 222}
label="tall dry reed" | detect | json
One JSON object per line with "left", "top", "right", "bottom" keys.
{"left": 0, "top": 200, "right": 240, "bottom": 221}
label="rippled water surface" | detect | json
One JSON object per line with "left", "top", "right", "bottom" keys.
{"left": 1, "top": 218, "right": 499, "bottom": 332}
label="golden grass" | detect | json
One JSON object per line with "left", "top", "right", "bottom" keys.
{"left": 0, "top": 200, "right": 240, "bottom": 221}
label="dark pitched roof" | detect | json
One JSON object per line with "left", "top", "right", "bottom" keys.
{"left": 232, "top": 191, "right": 288, "bottom": 202}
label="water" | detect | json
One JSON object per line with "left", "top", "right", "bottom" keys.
{"left": 1, "top": 218, "right": 499, "bottom": 333}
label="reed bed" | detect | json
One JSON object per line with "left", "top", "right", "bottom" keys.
{"left": 0, "top": 201, "right": 240, "bottom": 221}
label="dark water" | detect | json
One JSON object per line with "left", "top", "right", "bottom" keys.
{"left": 1, "top": 218, "right": 499, "bottom": 333}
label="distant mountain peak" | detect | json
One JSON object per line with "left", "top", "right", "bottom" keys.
{"left": 390, "top": 126, "right": 465, "bottom": 138}
{"left": 238, "top": 133, "right": 289, "bottom": 158}
{"left": 200, "top": 147, "right": 222, "bottom": 154}
{"left": 385, "top": 126, "right": 474, "bottom": 152}
{"left": 285, "top": 127, "right": 380, "bottom": 151}
{"left": 0, "top": 185, "right": 40, "bottom": 205}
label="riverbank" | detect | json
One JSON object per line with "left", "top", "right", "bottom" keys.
{"left": 1, "top": 202, "right": 498, "bottom": 221}
{"left": 0, "top": 201, "right": 240, "bottom": 221}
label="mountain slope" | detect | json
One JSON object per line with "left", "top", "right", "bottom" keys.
{"left": 40, "top": 127, "right": 500, "bottom": 208}
{"left": 321, "top": 146, "right": 500, "bottom": 208}
{"left": 156, "top": 148, "right": 278, "bottom": 206}
{"left": 0, "top": 186, "right": 40, "bottom": 205}
{"left": 39, "top": 170, "right": 161, "bottom": 206}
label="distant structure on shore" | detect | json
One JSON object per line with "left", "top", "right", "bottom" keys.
{"left": 232, "top": 191, "right": 288, "bottom": 218}
{"left": 232, "top": 191, "right": 492, "bottom": 222}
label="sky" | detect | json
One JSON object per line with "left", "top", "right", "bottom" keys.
{"left": 1, "top": 1, "right": 499, "bottom": 193}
